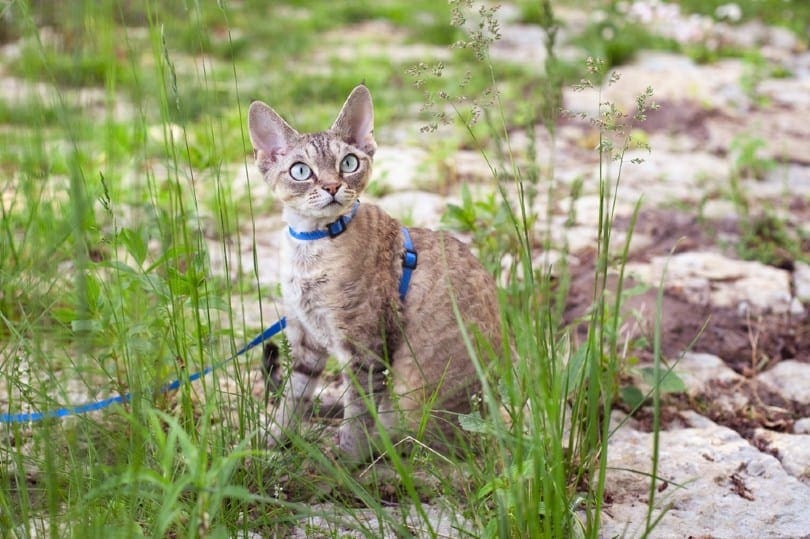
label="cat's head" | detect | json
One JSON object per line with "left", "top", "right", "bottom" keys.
{"left": 248, "top": 85, "right": 376, "bottom": 225}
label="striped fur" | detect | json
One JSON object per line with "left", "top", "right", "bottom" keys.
{"left": 248, "top": 85, "right": 501, "bottom": 463}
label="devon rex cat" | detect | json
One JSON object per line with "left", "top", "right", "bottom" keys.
{"left": 248, "top": 85, "right": 501, "bottom": 462}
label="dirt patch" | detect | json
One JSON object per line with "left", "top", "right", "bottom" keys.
{"left": 697, "top": 379, "right": 808, "bottom": 435}
{"left": 630, "top": 99, "right": 720, "bottom": 142}
{"left": 564, "top": 208, "right": 810, "bottom": 438}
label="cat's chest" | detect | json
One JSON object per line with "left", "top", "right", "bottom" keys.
{"left": 281, "top": 239, "right": 346, "bottom": 343}
{"left": 281, "top": 240, "right": 335, "bottom": 293}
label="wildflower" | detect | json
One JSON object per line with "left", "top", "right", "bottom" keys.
{"left": 715, "top": 3, "right": 743, "bottom": 22}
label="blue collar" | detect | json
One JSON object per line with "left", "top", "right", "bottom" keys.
{"left": 288, "top": 200, "right": 360, "bottom": 240}
{"left": 286, "top": 201, "right": 417, "bottom": 301}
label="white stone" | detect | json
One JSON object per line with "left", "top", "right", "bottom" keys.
{"left": 757, "top": 360, "right": 810, "bottom": 406}
{"left": 626, "top": 252, "right": 794, "bottom": 314}
{"left": 228, "top": 164, "right": 273, "bottom": 201}
{"left": 676, "top": 352, "right": 744, "bottom": 396}
{"left": 207, "top": 215, "right": 285, "bottom": 287}
{"left": 603, "top": 411, "right": 810, "bottom": 538}
{"left": 316, "top": 20, "right": 451, "bottom": 64}
{"left": 794, "top": 262, "right": 810, "bottom": 303}
{"left": 789, "top": 297, "right": 806, "bottom": 317}
{"left": 596, "top": 53, "right": 747, "bottom": 114}
{"left": 617, "top": 150, "right": 731, "bottom": 205}
{"left": 754, "top": 429, "right": 810, "bottom": 484}
{"left": 701, "top": 198, "right": 738, "bottom": 219}
{"left": 794, "top": 418, "right": 810, "bottom": 435}
{"left": 706, "top": 108, "right": 810, "bottom": 166}
{"left": 375, "top": 191, "right": 449, "bottom": 229}
{"left": 450, "top": 150, "right": 495, "bottom": 183}
{"left": 490, "top": 24, "right": 549, "bottom": 71}
{"left": 372, "top": 146, "right": 430, "bottom": 194}
{"left": 288, "top": 500, "right": 471, "bottom": 539}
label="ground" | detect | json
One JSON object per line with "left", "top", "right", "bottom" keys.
{"left": 2, "top": 1, "right": 810, "bottom": 537}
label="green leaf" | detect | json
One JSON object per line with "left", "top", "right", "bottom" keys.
{"left": 619, "top": 385, "right": 645, "bottom": 409}
{"left": 458, "top": 410, "right": 489, "bottom": 433}
{"left": 71, "top": 319, "right": 102, "bottom": 333}
{"left": 640, "top": 366, "right": 686, "bottom": 394}
{"left": 119, "top": 227, "right": 147, "bottom": 266}
{"left": 219, "top": 485, "right": 261, "bottom": 502}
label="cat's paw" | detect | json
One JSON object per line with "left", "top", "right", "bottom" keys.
{"left": 265, "top": 404, "right": 293, "bottom": 449}
{"left": 336, "top": 423, "right": 372, "bottom": 465}
{"left": 261, "top": 342, "right": 283, "bottom": 396}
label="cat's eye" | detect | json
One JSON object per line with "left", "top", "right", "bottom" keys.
{"left": 289, "top": 162, "right": 312, "bottom": 181}
{"left": 340, "top": 154, "right": 360, "bottom": 174}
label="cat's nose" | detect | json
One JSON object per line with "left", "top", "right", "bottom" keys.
{"left": 322, "top": 183, "right": 340, "bottom": 196}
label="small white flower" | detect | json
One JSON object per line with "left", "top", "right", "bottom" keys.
{"left": 715, "top": 3, "right": 742, "bottom": 22}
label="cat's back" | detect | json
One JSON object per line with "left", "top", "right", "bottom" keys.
{"left": 401, "top": 225, "right": 501, "bottom": 345}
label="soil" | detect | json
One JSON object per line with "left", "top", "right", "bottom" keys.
{"left": 564, "top": 207, "right": 810, "bottom": 440}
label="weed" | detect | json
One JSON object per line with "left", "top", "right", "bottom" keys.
{"left": 730, "top": 133, "right": 777, "bottom": 182}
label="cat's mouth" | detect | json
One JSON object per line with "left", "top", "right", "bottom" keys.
{"left": 317, "top": 197, "right": 351, "bottom": 211}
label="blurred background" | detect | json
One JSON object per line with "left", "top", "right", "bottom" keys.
{"left": 1, "top": 1, "right": 809, "bottom": 536}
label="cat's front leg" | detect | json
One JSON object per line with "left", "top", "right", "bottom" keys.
{"left": 266, "top": 320, "right": 327, "bottom": 448}
{"left": 337, "top": 359, "right": 390, "bottom": 462}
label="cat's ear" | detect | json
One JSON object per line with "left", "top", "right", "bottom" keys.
{"left": 331, "top": 85, "right": 376, "bottom": 157}
{"left": 248, "top": 101, "right": 299, "bottom": 165}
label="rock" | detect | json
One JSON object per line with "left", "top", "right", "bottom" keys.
{"left": 779, "top": 164, "right": 810, "bottom": 196}
{"left": 317, "top": 20, "right": 451, "bottom": 64}
{"left": 794, "top": 418, "right": 810, "bottom": 435}
{"left": 754, "top": 429, "right": 810, "bottom": 484}
{"left": 617, "top": 149, "right": 732, "bottom": 206}
{"left": 705, "top": 108, "right": 810, "bottom": 166}
{"left": 794, "top": 262, "right": 810, "bottom": 303}
{"left": 375, "top": 191, "right": 449, "bottom": 229}
{"left": 287, "top": 501, "right": 471, "bottom": 539}
{"left": 626, "top": 251, "right": 794, "bottom": 314}
{"left": 757, "top": 360, "right": 810, "bottom": 406}
{"left": 206, "top": 216, "right": 284, "bottom": 287}
{"left": 229, "top": 164, "right": 273, "bottom": 202}
{"left": 603, "top": 410, "right": 810, "bottom": 538}
{"left": 567, "top": 194, "right": 641, "bottom": 228}
{"left": 701, "top": 198, "right": 738, "bottom": 220}
{"left": 490, "top": 24, "right": 549, "bottom": 71}
{"left": 449, "top": 150, "right": 495, "bottom": 184}
{"left": 676, "top": 352, "right": 744, "bottom": 396}
{"left": 758, "top": 79, "right": 810, "bottom": 111}
{"left": 789, "top": 297, "right": 806, "bottom": 317}
{"left": 372, "top": 146, "right": 430, "bottom": 194}
{"left": 601, "top": 53, "right": 747, "bottom": 114}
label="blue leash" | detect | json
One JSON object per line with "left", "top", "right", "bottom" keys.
{"left": 0, "top": 317, "right": 287, "bottom": 424}
{"left": 2, "top": 203, "right": 418, "bottom": 425}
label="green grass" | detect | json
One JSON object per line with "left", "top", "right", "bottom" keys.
{"left": 0, "top": 0, "right": 705, "bottom": 536}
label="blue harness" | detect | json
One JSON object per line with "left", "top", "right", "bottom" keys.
{"left": 288, "top": 200, "right": 417, "bottom": 301}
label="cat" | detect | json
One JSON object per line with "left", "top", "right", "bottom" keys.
{"left": 247, "top": 84, "right": 501, "bottom": 462}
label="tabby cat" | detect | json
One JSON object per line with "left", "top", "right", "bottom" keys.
{"left": 248, "top": 85, "right": 501, "bottom": 462}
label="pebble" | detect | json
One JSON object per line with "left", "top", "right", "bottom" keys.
{"left": 794, "top": 262, "right": 810, "bottom": 303}
{"left": 757, "top": 360, "right": 810, "bottom": 406}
